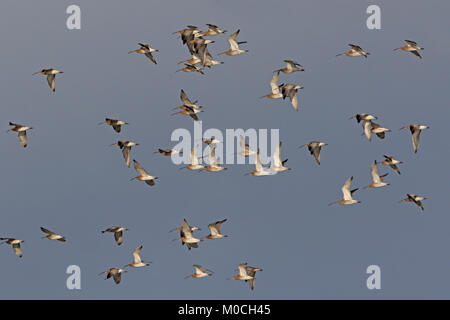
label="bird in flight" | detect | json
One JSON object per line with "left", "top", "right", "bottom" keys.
{"left": 174, "top": 219, "right": 203, "bottom": 250}
{"left": 8, "top": 122, "right": 33, "bottom": 148}
{"left": 400, "top": 194, "right": 427, "bottom": 211}
{"left": 394, "top": 40, "right": 424, "bottom": 59}
{"left": 243, "top": 265, "right": 263, "bottom": 290}
{"left": 99, "top": 268, "right": 128, "bottom": 284}
{"left": 33, "top": 68, "right": 63, "bottom": 92}
{"left": 329, "top": 176, "right": 360, "bottom": 206}
{"left": 124, "top": 245, "right": 151, "bottom": 268}
{"left": 154, "top": 148, "right": 182, "bottom": 156}
{"left": 203, "top": 145, "right": 227, "bottom": 172}
{"left": 261, "top": 71, "right": 284, "bottom": 99}
{"left": 171, "top": 105, "right": 203, "bottom": 121}
{"left": 219, "top": 29, "right": 248, "bottom": 56}
{"left": 349, "top": 113, "right": 377, "bottom": 124}
{"left": 185, "top": 265, "right": 214, "bottom": 279}
{"left": 281, "top": 83, "right": 303, "bottom": 111}
{"left": 275, "top": 60, "right": 304, "bottom": 73}
{"left": 204, "top": 219, "right": 228, "bottom": 240}
{"left": 111, "top": 140, "right": 139, "bottom": 168}
{"left": 336, "top": 44, "right": 370, "bottom": 58}
{"left": 400, "top": 124, "right": 429, "bottom": 153}
{"left": 40, "top": 227, "right": 66, "bottom": 242}
{"left": 246, "top": 149, "right": 275, "bottom": 176}
{"left": 181, "top": 145, "right": 204, "bottom": 171}
{"left": 128, "top": 43, "right": 159, "bottom": 64}
{"left": 230, "top": 263, "right": 262, "bottom": 290}
{"left": 99, "top": 118, "right": 128, "bottom": 133}
{"left": 364, "top": 160, "right": 389, "bottom": 189}
{"left": 0, "top": 238, "right": 24, "bottom": 258}
{"left": 236, "top": 136, "right": 256, "bottom": 157}
{"left": 380, "top": 155, "right": 403, "bottom": 175}
{"left": 269, "top": 141, "right": 290, "bottom": 172}
{"left": 299, "top": 141, "right": 327, "bottom": 165}
{"left": 199, "top": 24, "right": 227, "bottom": 36}
{"left": 131, "top": 159, "right": 158, "bottom": 187}
{"left": 101, "top": 226, "right": 128, "bottom": 246}
{"left": 359, "top": 119, "right": 390, "bottom": 141}
{"left": 176, "top": 63, "right": 205, "bottom": 75}
{"left": 176, "top": 89, "right": 203, "bottom": 111}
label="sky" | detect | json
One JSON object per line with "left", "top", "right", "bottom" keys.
{"left": 1, "top": 0, "right": 450, "bottom": 299}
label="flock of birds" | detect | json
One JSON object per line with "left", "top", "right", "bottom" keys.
{"left": 2, "top": 23, "right": 429, "bottom": 291}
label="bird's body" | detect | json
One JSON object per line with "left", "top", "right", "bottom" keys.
{"left": 99, "top": 268, "right": 127, "bottom": 284}
{"left": 172, "top": 105, "right": 203, "bottom": 121}
{"left": 401, "top": 124, "right": 429, "bottom": 153}
{"left": 174, "top": 26, "right": 201, "bottom": 45}
{"left": 329, "top": 176, "right": 360, "bottom": 205}
{"left": 178, "top": 89, "right": 202, "bottom": 110}
{"left": 401, "top": 194, "right": 427, "bottom": 211}
{"left": 244, "top": 266, "right": 263, "bottom": 290}
{"left": 40, "top": 227, "right": 66, "bottom": 242}
{"left": 176, "top": 219, "right": 202, "bottom": 246}
{"left": 182, "top": 145, "right": 205, "bottom": 171}
{"left": 131, "top": 159, "right": 158, "bottom": 186}
{"left": 337, "top": 44, "right": 370, "bottom": 58}
{"left": 219, "top": 29, "right": 248, "bottom": 56}
{"left": 365, "top": 160, "right": 389, "bottom": 188}
{"left": 33, "top": 68, "right": 63, "bottom": 92}
{"left": 281, "top": 83, "right": 303, "bottom": 111}
{"left": 394, "top": 40, "right": 424, "bottom": 58}
{"left": 246, "top": 149, "right": 274, "bottom": 176}
{"left": 380, "top": 155, "right": 403, "bottom": 175}
{"left": 300, "top": 141, "right": 327, "bottom": 165}
{"left": 269, "top": 142, "right": 291, "bottom": 172}
{"left": 203, "top": 145, "right": 227, "bottom": 172}
{"left": 186, "top": 265, "right": 213, "bottom": 279}
{"left": 361, "top": 120, "right": 390, "bottom": 141}
{"left": 204, "top": 219, "right": 228, "bottom": 239}
{"left": 231, "top": 263, "right": 255, "bottom": 281}
{"left": 176, "top": 63, "right": 205, "bottom": 74}
{"left": 261, "top": 71, "right": 283, "bottom": 99}
{"left": 124, "top": 245, "right": 151, "bottom": 268}
{"left": 111, "top": 140, "right": 139, "bottom": 168}
{"left": 276, "top": 60, "right": 304, "bottom": 73}
{"left": 202, "top": 138, "right": 222, "bottom": 146}
{"left": 237, "top": 136, "right": 256, "bottom": 157}
{"left": 101, "top": 226, "right": 128, "bottom": 246}
{"left": 129, "top": 43, "right": 159, "bottom": 64}
{"left": 155, "top": 148, "right": 182, "bottom": 156}
{"left": 369, "top": 121, "right": 391, "bottom": 139}
{"left": 350, "top": 113, "right": 378, "bottom": 124}
{"left": 0, "top": 238, "right": 24, "bottom": 258}
{"left": 99, "top": 118, "right": 128, "bottom": 133}
{"left": 8, "top": 122, "right": 32, "bottom": 147}
{"left": 199, "top": 24, "right": 227, "bottom": 36}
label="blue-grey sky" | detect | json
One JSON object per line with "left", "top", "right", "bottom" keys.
{"left": 1, "top": 0, "right": 450, "bottom": 299}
